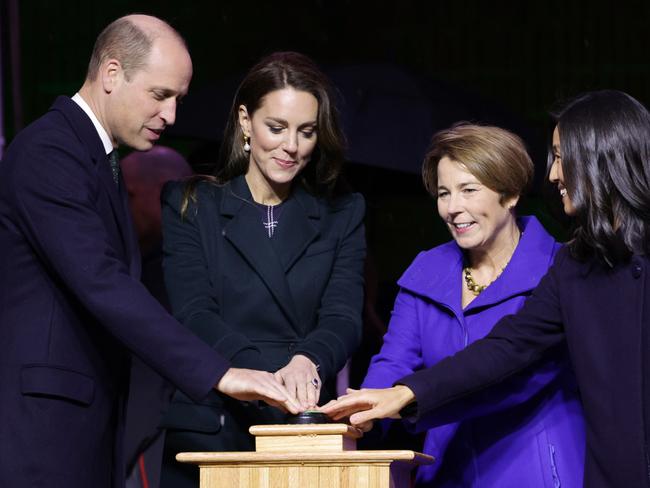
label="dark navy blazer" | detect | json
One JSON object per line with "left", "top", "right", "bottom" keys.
{"left": 0, "top": 97, "right": 229, "bottom": 488}
{"left": 160, "top": 176, "right": 365, "bottom": 444}
{"left": 400, "top": 246, "right": 650, "bottom": 487}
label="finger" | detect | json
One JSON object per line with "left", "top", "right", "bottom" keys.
{"left": 295, "top": 376, "right": 310, "bottom": 409}
{"left": 358, "top": 420, "right": 374, "bottom": 432}
{"left": 263, "top": 389, "right": 302, "bottom": 415}
{"left": 330, "top": 406, "right": 366, "bottom": 421}
{"left": 349, "top": 407, "right": 382, "bottom": 426}
{"left": 266, "top": 390, "right": 303, "bottom": 415}
{"left": 332, "top": 402, "right": 376, "bottom": 421}
{"left": 321, "top": 400, "right": 372, "bottom": 421}
{"left": 255, "top": 386, "right": 287, "bottom": 404}
{"left": 319, "top": 401, "right": 346, "bottom": 415}
{"left": 319, "top": 397, "right": 351, "bottom": 414}
{"left": 273, "top": 371, "right": 284, "bottom": 384}
{"left": 281, "top": 395, "right": 303, "bottom": 415}
{"left": 254, "top": 375, "right": 293, "bottom": 404}
{"left": 218, "top": 369, "right": 295, "bottom": 405}
{"left": 305, "top": 380, "right": 319, "bottom": 408}
{"left": 320, "top": 393, "right": 369, "bottom": 414}
{"left": 315, "top": 399, "right": 337, "bottom": 411}
{"left": 282, "top": 373, "right": 301, "bottom": 405}
{"left": 272, "top": 378, "right": 302, "bottom": 414}
{"left": 264, "top": 398, "right": 289, "bottom": 413}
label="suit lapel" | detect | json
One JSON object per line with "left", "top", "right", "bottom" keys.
{"left": 97, "top": 153, "right": 141, "bottom": 277}
{"left": 54, "top": 98, "right": 140, "bottom": 278}
{"left": 118, "top": 177, "right": 142, "bottom": 278}
{"left": 220, "top": 176, "right": 302, "bottom": 331}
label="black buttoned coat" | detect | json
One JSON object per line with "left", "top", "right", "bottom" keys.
{"left": 160, "top": 176, "right": 365, "bottom": 448}
{"left": 401, "top": 246, "right": 650, "bottom": 487}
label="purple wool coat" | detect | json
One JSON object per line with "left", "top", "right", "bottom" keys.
{"left": 363, "top": 216, "right": 585, "bottom": 487}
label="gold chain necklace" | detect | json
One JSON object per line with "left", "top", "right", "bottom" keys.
{"left": 463, "top": 230, "right": 522, "bottom": 296}
{"left": 463, "top": 266, "right": 503, "bottom": 296}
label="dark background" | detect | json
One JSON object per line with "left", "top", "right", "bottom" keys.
{"left": 7, "top": 1, "right": 650, "bottom": 138}
{"left": 2, "top": 0, "right": 649, "bottom": 330}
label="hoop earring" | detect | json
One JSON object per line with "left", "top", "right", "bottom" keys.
{"left": 243, "top": 135, "right": 251, "bottom": 152}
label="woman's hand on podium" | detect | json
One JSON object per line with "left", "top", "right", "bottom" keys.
{"left": 319, "top": 386, "right": 416, "bottom": 428}
{"left": 274, "top": 354, "right": 321, "bottom": 410}
{"left": 216, "top": 367, "right": 302, "bottom": 414}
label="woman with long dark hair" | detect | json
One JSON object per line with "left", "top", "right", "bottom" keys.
{"left": 323, "top": 90, "right": 650, "bottom": 487}
{"left": 160, "top": 52, "right": 365, "bottom": 488}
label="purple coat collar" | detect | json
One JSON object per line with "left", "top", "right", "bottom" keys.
{"left": 397, "top": 216, "right": 559, "bottom": 312}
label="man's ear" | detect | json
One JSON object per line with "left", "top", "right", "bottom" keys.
{"left": 100, "top": 58, "right": 123, "bottom": 94}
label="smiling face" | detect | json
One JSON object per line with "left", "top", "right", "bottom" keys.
{"left": 437, "top": 156, "right": 519, "bottom": 254}
{"left": 239, "top": 87, "right": 319, "bottom": 202}
{"left": 105, "top": 35, "right": 192, "bottom": 150}
{"left": 549, "top": 126, "right": 576, "bottom": 216}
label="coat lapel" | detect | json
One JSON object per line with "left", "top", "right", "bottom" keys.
{"left": 398, "top": 241, "right": 464, "bottom": 314}
{"left": 272, "top": 185, "right": 320, "bottom": 272}
{"left": 464, "top": 216, "right": 557, "bottom": 312}
{"left": 96, "top": 151, "right": 141, "bottom": 278}
{"left": 219, "top": 176, "right": 302, "bottom": 331}
{"left": 55, "top": 97, "right": 140, "bottom": 278}
{"left": 118, "top": 176, "right": 142, "bottom": 278}
{"left": 397, "top": 216, "right": 557, "bottom": 315}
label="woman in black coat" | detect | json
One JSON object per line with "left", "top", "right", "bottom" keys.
{"left": 160, "top": 52, "right": 365, "bottom": 488}
{"left": 323, "top": 90, "right": 650, "bottom": 487}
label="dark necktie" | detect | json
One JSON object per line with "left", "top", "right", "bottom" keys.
{"left": 108, "top": 150, "right": 120, "bottom": 185}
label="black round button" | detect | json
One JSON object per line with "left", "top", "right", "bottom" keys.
{"left": 286, "top": 411, "right": 330, "bottom": 424}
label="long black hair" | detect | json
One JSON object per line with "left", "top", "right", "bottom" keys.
{"left": 552, "top": 90, "right": 650, "bottom": 264}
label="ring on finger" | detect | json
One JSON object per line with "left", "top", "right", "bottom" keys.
{"left": 310, "top": 378, "right": 319, "bottom": 388}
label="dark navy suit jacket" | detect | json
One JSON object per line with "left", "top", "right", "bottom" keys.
{"left": 159, "top": 177, "right": 365, "bottom": 449}
{"left": 0, "top": 97, "right": 229, "bottom": 488}
{"left": 400, "top": 246, "right": 650, "bottom": 487}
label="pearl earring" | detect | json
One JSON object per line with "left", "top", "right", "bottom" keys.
{"left": 243, "top": 135, "right": 251, "bottom": 152}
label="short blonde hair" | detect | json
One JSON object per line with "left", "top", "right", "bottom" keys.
{"left": 422, "top": 123, "right": 533, "bottom": 204}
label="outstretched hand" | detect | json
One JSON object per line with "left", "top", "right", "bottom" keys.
{"left": 216, "top": 367, "right": 302, "bottom": 414}
{"left": 319, "top": 386, "right": 416, "bottom": 428}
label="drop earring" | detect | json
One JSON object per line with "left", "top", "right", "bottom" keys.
{"left": 243, "top": 135, "right": 251, "bottom": 152}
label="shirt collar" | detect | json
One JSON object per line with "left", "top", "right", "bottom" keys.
{"left": 71, "top": 93, "right": 114, "bottom": 155}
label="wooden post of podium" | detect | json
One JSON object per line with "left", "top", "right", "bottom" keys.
{"left": 177, "top": 423, "right": 434, "bottom": 488}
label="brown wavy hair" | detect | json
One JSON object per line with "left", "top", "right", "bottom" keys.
{"left": 181, "top": 52, "right": 346, "bottom": 216}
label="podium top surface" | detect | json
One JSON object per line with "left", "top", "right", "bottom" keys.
{"left": 176, "top": 450, "right": 435, "bottom": 465}
{"left": 249, "top": 423, "right": 363, "bottom": 439}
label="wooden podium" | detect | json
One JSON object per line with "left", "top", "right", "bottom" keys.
{"left": 177, "top": 423, "right": 434, "bottom": 487}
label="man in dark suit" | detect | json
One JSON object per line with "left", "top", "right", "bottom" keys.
{"left": 0, "top": 14, "right": 298, "bottom": 488}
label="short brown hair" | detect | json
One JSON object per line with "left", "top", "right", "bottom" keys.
{"left": 86, "top": 18, "right": 151, "bottom": 81}
{"left": 86, "top": 16, "right": 185, "bottom": 82}
{"left": 422, "top": 123, "right": 533, "bottom": 204}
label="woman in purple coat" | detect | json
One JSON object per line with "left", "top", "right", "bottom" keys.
{"left": 324, "top": 91, "right": 650, "bottom": 486}
{"left": 361, "top": 124, "right": 585, "bottom": 487}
